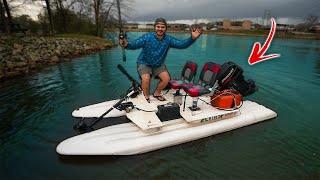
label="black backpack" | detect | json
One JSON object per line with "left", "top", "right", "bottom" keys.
{"left": 217, "top": 61, "right": 257, "bottom": 96}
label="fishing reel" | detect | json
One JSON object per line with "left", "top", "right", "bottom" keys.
{"left": 118, "top": 32, "right": 127, "bottom": 62}
{"left": 130, "top": 90, "right": 140, "bottom": 98}
{"left": 130, "top": 82, "right": 141, "bottom": 98}
{"left": 119, "top": 31, "right": 127, "bottom": 40}
{"left": 124, "top": 84, "right": 141, "bottom": 99}
{"left": 116, "top": 102, "right": 134, "bottom": 113}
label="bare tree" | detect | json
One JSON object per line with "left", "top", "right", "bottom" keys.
{"left": 0, "top": 1, "right": 4, "bottom": 20}
{"left": 113, "top": 0, "right": 134, "bottom": 29}
{"left": 70, "top": 0, "right": 91, "bottom": 23}
{"left": 93, "top": 0, "right": 102, "bottom": 36}
{"left": 44, "top": 0, "right": 54, "bottom": 34}
{"left": 53, "top": 0, "right": 67, "bottom": 32}
{"left": 0, "top": 0, "right": 9, "bottom": 33}
{"left": 93, "top": 0, "right": 133, "bottom": 36}
{"left": 93, "top": 0, "right": 116, "bottom": 36}
{"left": 36, "top": 0, "right": 132, "bottom": 35}
{"left": 305, "top": 15, "right": 318, "bottom": 26}
{"left": 2, "top": 0, "right": 12, "bottom": 30}
{"left": 296, "top": 14, "right": 319, "bottom": 32}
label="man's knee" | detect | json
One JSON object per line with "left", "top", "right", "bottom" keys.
{"left": 163, "top": 75, "right": 170, "bottom": 83}
{"left": 159, "top": 72, "right": 170, "bottom": 83}
{"left": 141, "top": 74, "right": 151, "bottom": 83}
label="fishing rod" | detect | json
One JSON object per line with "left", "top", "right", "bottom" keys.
{"left": 117, "top": 64, "right": 140, "bottom": 88}
{"left": 116, "top": 0, "right": 126, "bottom": 62}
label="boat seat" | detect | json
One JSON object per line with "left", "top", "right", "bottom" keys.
{"left": 182, "top": 62, "right": 221, "bottom": 97}
{"left": 181, "top": 62, "right": 221, "bottom": 112}
{"left": 169, "top": 61, "right": 198, "bottom": 89}
{"left": 181, "top": 84, "right": 211, "bottom": 97}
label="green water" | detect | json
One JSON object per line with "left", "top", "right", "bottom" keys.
{"left": 1, "top": 32, "right": 320, "bottom": 179}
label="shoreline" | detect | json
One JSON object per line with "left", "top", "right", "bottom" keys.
{"left": 0, "top": 34, "right": 116, "bottom": 82}
{"left": 205, "top": 31, "right": 320, "bottom": 40}
{"left": 126, "top": 29, "right": 320, "bottom": 40}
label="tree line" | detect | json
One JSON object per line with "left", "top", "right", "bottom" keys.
{"left": 0, "top": 0, "right": 132, "bottom": 36}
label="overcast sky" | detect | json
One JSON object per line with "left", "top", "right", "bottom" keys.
{"left": 14, "top": 0, "right": 320, "bottom": 24}
{"left": 129, "top": 0, "right": 320, "bottom": 23}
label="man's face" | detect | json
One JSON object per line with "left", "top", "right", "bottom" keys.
{"left": 155, "top": 23, "right": 166, "bottom": 36}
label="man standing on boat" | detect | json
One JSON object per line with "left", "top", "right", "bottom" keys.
{"left": 119, "top": 18, "right": 203, "bottom": 102}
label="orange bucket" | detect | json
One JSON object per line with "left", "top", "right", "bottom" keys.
{"left": 211, "top": 90, "right": 242, "bottom": 109}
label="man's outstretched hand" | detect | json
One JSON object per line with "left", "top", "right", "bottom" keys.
{"left": 191, "top": 27, "right": 203, "bottom": 40}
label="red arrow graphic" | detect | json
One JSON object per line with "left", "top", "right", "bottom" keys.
{"left": 248, "top": 18, "right": 280, "bottom": 65}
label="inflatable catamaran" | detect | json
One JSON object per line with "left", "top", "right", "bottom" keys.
{"left": 56, "top": 61, "right": 277, "bottom": 155}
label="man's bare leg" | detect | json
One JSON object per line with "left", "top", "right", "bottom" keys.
{"left": 154, "top": 71, "right": 170, "bottom": 97}
{"left": 141, "top": 73, "right": 151, "bottom": 100}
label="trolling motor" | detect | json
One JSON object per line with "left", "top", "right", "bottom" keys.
{"left": 73, "top": 65, "right": 141, "bottom": 133}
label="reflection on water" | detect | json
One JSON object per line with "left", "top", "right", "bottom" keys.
{"left": 314, "top": 58, "right": 320, "bottom": 76}
{"left": 0, "top": 72, "right": 65, "bottom": 142}
{"left": 0, "top": 32, "right": 320, "bottom": 179}
{"left": 58, "top": 155, "right": 120, "bottom": 165}
{"left": 200, "top": 34, "right": 208, "bottom": 51}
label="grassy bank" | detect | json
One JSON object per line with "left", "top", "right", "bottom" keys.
{"left": 0, "top": 34, "right": 115, "bottom": 81}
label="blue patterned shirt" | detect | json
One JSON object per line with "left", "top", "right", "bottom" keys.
{"left": 126, "top": 32, "right": 195, "bottom": 67}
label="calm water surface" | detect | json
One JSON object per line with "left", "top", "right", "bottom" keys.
{"left": 1, "top": 32, "right": 320, "bottom": 179}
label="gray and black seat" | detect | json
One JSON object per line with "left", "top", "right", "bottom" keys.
{"left": 182, "top": 62, "right": 221, "bottom": 110}
{"left": 182, "top": 62, "right": 221, "bottom": 97}
{"left": 168, "top": 61, "right": 198, "bottom": 90}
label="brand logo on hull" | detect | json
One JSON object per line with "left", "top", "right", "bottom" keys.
{"left": 200, "top": 111, "right": 238, "bottom": 123}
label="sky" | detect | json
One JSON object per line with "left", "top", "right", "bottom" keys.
{"left": 13, "top": 0, "right": 320, "bottom": 25}
{"left": 129, "top": 0, "right": 320, "bottom": 24}
{"left": 11, "top": 0, "right": 44, "bottom": 20}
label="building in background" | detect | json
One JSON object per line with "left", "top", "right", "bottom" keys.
{"left": 222, "top": 19, "right": 252, "bottom": 30}
{"left": 124, "top": 23, "right": 139, "bottom": 30}
{"left": 167, "top": 24, "right": 189, "bottom": 31}
{"left": 310, "top": 24, "right": 320, "bottom": 33}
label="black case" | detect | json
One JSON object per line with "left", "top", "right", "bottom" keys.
{"left": 157, "top": 103, "right": 181, "bottom": 121}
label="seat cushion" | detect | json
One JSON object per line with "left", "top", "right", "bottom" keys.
{"left": 182, "top": 84, "right": 211, "bottom": 97}
{"left": 169, "top": 79, "right": 185, "bottom": 89}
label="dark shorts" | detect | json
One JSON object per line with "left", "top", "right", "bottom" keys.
{"left": 137, "top": 64, "right": 168, "bottom": 77}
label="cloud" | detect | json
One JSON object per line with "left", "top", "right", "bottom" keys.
{"left": 130, "top": 0, "right": 320, "bottom": 21}
{"left": 11, "top": 0, "right": 45, "bottom": 21}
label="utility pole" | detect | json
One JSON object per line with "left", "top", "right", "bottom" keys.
{"left": 263, "top": 9, "right": 271, "bottom": 27}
